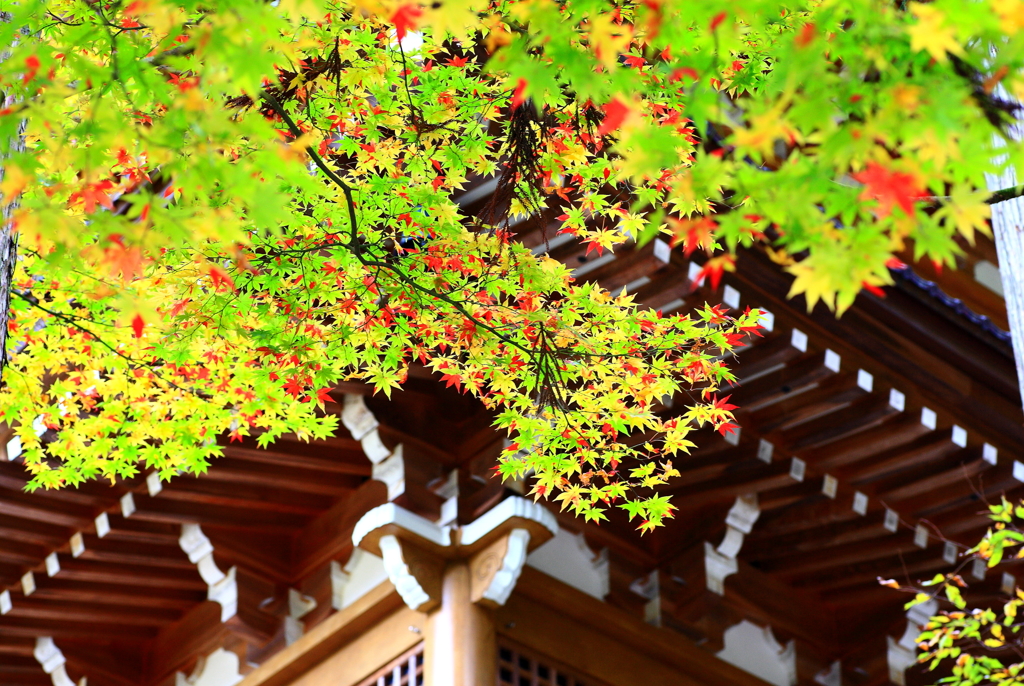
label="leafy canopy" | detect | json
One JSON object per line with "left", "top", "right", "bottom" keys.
{"left": 0, "top": 0, "right": 1021, "bottom": 529}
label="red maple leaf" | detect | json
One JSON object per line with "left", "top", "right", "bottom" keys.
{"left": 439, "top": 372, "right": 463, "bottom": 391}
{"left": 670, "top": 67, "right": 699, "bottom": 83}
{"left": 598, "top": 98, "right": 629, "bottom": 136}
{"left": 717, "top": 421, "right": 739, "bottom": 437}
{"left": 446, "top": 55, "right": 470, "bottom": 68}
{"left": 207, "top": 264, "right": 236, "bottom": 292}
{"left": 315, "top": 387, "right": 337, "bottom": 404}
{"left": 390, "top": 3, "right": 422, "bottom": 40}
{"left": 794, "top": 22, "right": 816, "bottom": 48}
{"left": 283, "top": 376, "right": 305, "bottom": 398}
{"left": 850, "top": 163, "right": 926, "bottom": 217}
{"left": 710, "top": 394, "right": 738, "bottom": 413}
{"left": 23, "top": 55, "right": 39, "bottom": 84}
{"left": 131, "top": 314, "right": 145, "bottom": 338}
{"left": 694, "top": 254, "right": 735, "bottom": 291}
{"left": 511, "top": 78, "right": 528, "bottom": 109}
{"left": 861, "top": 281, "right": 886, "bottom": 298}
{"left": 671, "top": 216, "right": 717, "bottom": 257}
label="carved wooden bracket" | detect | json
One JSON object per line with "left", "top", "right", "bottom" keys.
{"left": 705, "top": 494, "right": 760, "bottom": 595}
{"left": 468, "top": 528, "right": 531, "bottom": 608}
{"left": 887, "top": 598, "right": 937, "bottom": 686}
{"left": 351, "top": 497, "right": 557, "bottom": 612}
{"left": 179, "top": 523, "right": 237, "bottom": 622}
{"left": 34, "top": 637, "right": 80, "bottom": 686}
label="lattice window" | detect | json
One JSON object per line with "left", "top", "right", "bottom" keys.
{"left": 498, "top": 643, "right": 598, "bottom": 686}
{"left": 356, "top": 643, "right": 424, "bottom": 686}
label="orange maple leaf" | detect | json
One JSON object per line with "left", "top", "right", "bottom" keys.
{"left": 851, "top": 163, "right": 926, "bottom": 218}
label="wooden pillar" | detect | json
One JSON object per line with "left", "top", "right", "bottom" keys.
{"left": 424, "top": 561, "right": 497, "bottom": 686}
{"left": 351, "top": 498, "right": 556, "bottom": 686}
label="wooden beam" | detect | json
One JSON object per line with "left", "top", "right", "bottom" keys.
{"left": 0, "top": 615, "right": 156, "bottom": 640}
{"left": 145, "top": 599, "right": 230, "bottom": 686}
{"left": 152, "top": 481, "right": 331, "bottom": 518}
{"left": 189, "top": 459, "right": 363, "bottom": 497}
{"left": 45, "top": 557, "right": 207, "bottom": 591}
{"left": 291, "top": 479, "right": 388, "bottom": 581}
{"left": 124, "top": 494, "right": 310, "bottom": 532}
{"left": 3, "top": 596, "right": 182, "bottom": 626}
{"left": 29, "top": 577, "right": 204, "bottom": 609}
{"left": 728, "top": 250, "right": 1024, "bottom": 456}
{"left": 221, "top": 440, "right": 371, "bottom": 477}
{"left": 74, "top": 535, "right": 195, "bottom": 570}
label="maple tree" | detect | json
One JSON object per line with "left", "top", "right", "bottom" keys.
{"left": 0, "top": 0, "right": 1021, "bottom": 530}
{"left": 891, "top": 500, "right": 1024, "bottom": 685}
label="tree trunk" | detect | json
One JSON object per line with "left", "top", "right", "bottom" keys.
{"left": 990, "top": 187, "right": 1024, "bottom": 413}
{"left": 0, "top": 12, "right": 22, "bottom": 387}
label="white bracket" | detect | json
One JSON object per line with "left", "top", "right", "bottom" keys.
{"left": 717, "top": 620, "right": 797, "bottom": 686}
{"left": 331, "top": 549, "right": 388, "bottom": 611}
{"left": 887, "top": 599, "right": 938, "bottom": 686}
{"left": 34, "top": 637, "right": 81, "bottom": 686}
{"left": 343, "top": 394, "right": 408, "bottom": 500}
{"left": 353, "top": 497, "right": 557, "bottom": 611}
{"left": 284, "top": 588, "right": 317, "bottom": 646}
{"left": 175, "top": 648, "right": 244, "bottom": 686}
{"left": 629, "top": 569, "right": 662, "bottom": 626}
{"left": 706, "top": 495, "right": 760, "bottom": 594}
{"left": 178, "top": 524, "right": 237, "bottom": 621}
{"left": 476, "top": 528, "right": 532, "bottom": 607}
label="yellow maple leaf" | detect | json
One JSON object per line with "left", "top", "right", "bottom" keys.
{"left": 936, "top": 187, "right": 992, "bottom": 245}
{"left": 994, "top": 0, "right": 1024, "bottom": 34}
{"left": 731, "top": 105, "right": 801, "bottom": 162}
{"left": 908, "top": 4, "right": 964, "bottom": 63}
{"left": 786, "top": 259, "right": 836, "bottom": 313}
{"left": 423, "top": 0, "right": 489, "bottom": 42}
{"left": 586, "top": 14, "right": 633, "bottom": 71}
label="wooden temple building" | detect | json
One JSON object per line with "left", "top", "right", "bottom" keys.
{"left": 0, "top": 183, "right": 1020, "bottom": 686}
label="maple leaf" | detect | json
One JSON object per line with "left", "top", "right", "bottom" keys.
{"left": 670, "top": 67, "right": 699, "bottom": 83}
{"left": 72, "top": 180, "right": 116, "bottom": 214}
{"left": 709, "top": 395, "right": 738, "bottom": 413}
{"left": 907, "top": 4, "right": 964, "bottom": 63}
{"left": 850, "top": 163, "right": 925, "bottom": 218}
{"left": 131, "top": 314, "right": 145, "bottom": 339}
{"left": 314, "top": 387, "right": 336, "bottom": 405}
{"left": 104, "top": 235, "right": 144, "bottom": 281}
{"left": 23, "top": 55, "right": 39, "bottom": 84}
{"left": 510, "top": 78, "right": 528, "bottom": 109}
{"left": 207, "top": 264, "right": 236, "bottom": 292}
{"left": 670, "top": 216, "right": 717, "bottom": 257}
{"left": 794, "top": 22, "right": 815, "bottom": 48}
{"left": 390, "top": 3, "right": 423, "bottom": 41}
{"left": 598, "top": 98, "right": 630, "bottom": 136}
{"left": 936, "top": 187, "right": 992, "bottom": 244}
{"left": 861, "top": 281, "right": 886, "bottom": 298}
{"left": 283, "top": 376, "right": 305, "bottom": 398}
{"left": 716, "top": 421, "right": 739, "bottom": 437}
{"left": 695, "top": 255, "right": 735, "bottom": 291}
